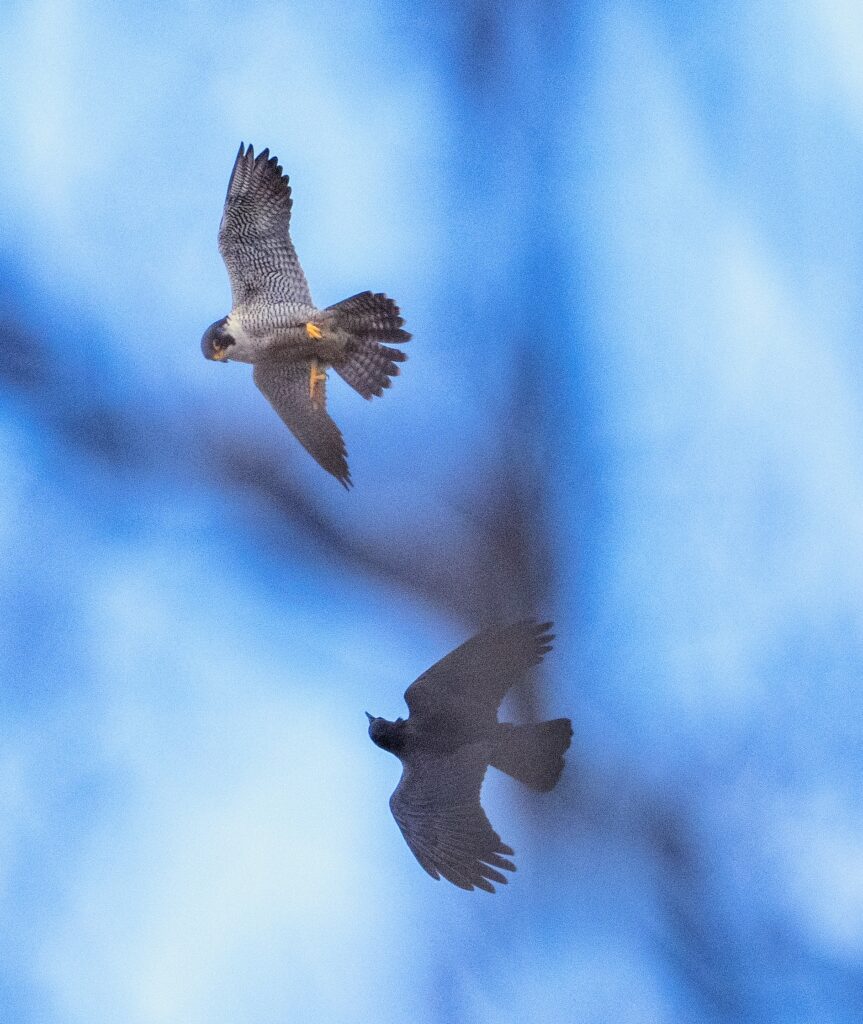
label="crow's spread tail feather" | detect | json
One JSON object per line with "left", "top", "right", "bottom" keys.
{"left": 491, "top": 719, "right": 573, "bottom": 792}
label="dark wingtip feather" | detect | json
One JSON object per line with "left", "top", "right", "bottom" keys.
{"left": 533, "top": 620, "right": 555, "bottom": 658}
{"left": 447, "top": 873, "right": 476, "bottom": 891}
{"left": 332, "top": 456, "right": 353, "bottom": 490}
{"left": 486, "top": 852, "right": 516, "bottom": 872}
{"left": 480, "top": 865, "right": 509, "bottom": 886}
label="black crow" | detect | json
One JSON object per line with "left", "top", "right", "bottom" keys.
{"left": 367, "top": 620, "right": 572, "bottom": 892}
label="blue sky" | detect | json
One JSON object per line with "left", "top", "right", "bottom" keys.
{"left": 2, "top": 1, "right": 863, "bottom": 1021}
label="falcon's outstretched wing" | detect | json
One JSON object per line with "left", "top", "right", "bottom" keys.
{"left": 389, "top": 743, "right": 515, "bottom": 893}
{"left": 253, "top": 360, "right": 350, "bottom": 488}
{"left": 404, "top": 620, "right": 554, "bottom": 722}
{"left": 218, "top": 143, "right": 313, "bottom": 308}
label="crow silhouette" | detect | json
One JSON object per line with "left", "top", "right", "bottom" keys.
{"left": 367, "top": 620, "right": 572, "bottom": 892}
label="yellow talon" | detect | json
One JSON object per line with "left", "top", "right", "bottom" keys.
{"left": 306, "top": 322, "right": 323, "bottom": 340}
{"left": 309, "top": 359, "right": 327, "bottom": 401}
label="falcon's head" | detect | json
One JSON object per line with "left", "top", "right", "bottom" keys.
{"left": 201, "top": 318, "right": 235, "bottom": 362}
{"left": 366, "top": 712, "right": 405, "bottom": 754}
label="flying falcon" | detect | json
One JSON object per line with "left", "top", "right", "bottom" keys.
{"left": 366, "top": 621, "right": 573, "bottom": 892}
{"left": 201, "top": 143, "right": 410, "bottom": 487}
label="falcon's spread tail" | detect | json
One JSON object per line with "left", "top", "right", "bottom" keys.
{"left": 491, "top": 719, "right": 573, "bottom": 793}
{"left": 328, "top": 292, "right": 411, "bottom": 399}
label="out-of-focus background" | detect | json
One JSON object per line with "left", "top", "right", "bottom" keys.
{"left": 2, "top": 1, "right": 863, "bottom": 1021}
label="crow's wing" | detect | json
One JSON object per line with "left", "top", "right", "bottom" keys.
{"left": 389, "top": 743, "right": 515, "bottom": 893}
{"left": 253, "top": 360, "right": 350, "bottom": 487}
{"left": 218, "top": 143, "right": 313, "bottom": 308}
{"left": 404, "top": 620, "right": 553, "bottom": 721}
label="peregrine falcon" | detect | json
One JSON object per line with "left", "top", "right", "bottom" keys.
{"left": 366, "top": 621, "right": 573, "bottom": 892}
{"left": 201, "top": 143, "right": 410, "bottom": 487}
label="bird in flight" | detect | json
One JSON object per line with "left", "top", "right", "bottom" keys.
{"left": 367, "top": 621, "right": 572, "bottom": 892}
{"left": 201, "top": 143, "right": 410, "bottom": 487}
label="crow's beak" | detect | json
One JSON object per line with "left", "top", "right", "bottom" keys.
{"left": 365, "top": 712, "right": 374, "bottom": 722}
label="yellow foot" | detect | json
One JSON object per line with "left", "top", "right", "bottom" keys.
{"left": 305, "top": 322, "right": 323, "bottom": 340}
{"left": 309, "top": 359, "right": 327, "bottom": 402}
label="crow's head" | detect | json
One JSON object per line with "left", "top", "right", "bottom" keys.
{"left": 366, "top": 712, "right": 405, "bottom": 754}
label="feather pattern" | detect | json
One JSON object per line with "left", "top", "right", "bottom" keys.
{"left": 328, "top": 291, "right": 411, "bottom": 399}
{"left": 389, "top": 744, "right": 516, "bottom": 892}
{"left": 335, "top": 339, "right": 406, "bottom": 399}
{"left": 205, "top": 144, "right": 411, "bottom": 484}
{"left": 404, "top": 620, "right": 555, "bottom": 723}
{"left": 253, "top": 359, "right": 350, "bottom": 488}
{"left": 218, "top": 143, "right": 313, "bottom": 314}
